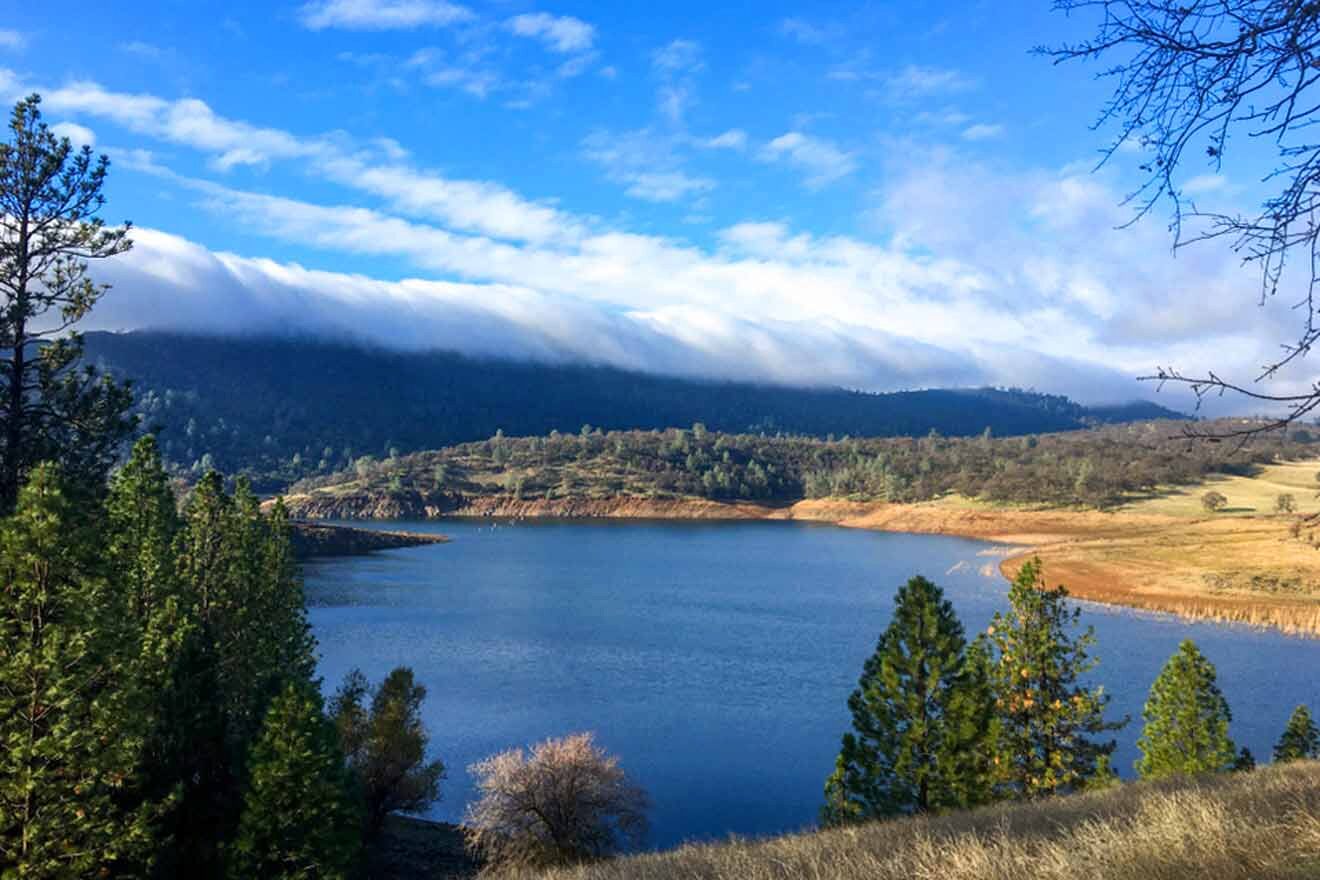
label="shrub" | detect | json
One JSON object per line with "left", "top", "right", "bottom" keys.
{"left": 464, "top": 732, "right": 649, "bottom": 870}
{"left": 1276, "top": 493, "right": 1297, "bottom": 513}
{"left": 1201, "top": 491, "right": 1228, "bottom": 513}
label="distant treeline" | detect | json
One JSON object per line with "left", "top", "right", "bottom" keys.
{"left": 83, "top": 331, "right": 1182, "bottom": 491}
{"left": 292, "top": 419, "right": 1315, "bottom": 509}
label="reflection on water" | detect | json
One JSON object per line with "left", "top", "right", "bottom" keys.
{"left": 305, "top": 519, "right": 1320, "bottom": 848}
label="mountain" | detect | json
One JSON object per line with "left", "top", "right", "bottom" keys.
{"left": 82, "top": 330, "right": 1185, "bottom": 490}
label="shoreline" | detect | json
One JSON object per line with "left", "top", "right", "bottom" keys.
{"left": 283, "top": 492, "right": 1320, "bottom": 636}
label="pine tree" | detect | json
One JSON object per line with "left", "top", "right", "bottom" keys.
{"left": 229, "top": 682, "right": 363, "bottom": 880}
{"left": 1274, "top": 705, "right": 1320, "bottom": 762}
{"left": 330, "top": 667, "right": 446, "bottom": 839}
{"left": 177, "top": 476, "right": 316, "bottom": 759}
{"left": 0, "top": 95, "right": 135, "bottom": 513}
{"left": 821, "top": 575, "right": 995, "bottom": 824}
{"left": 170, "top": 472, "right": 319, "bottom": 875}
{"left": 1136, "top": 640, "right": 1236, "bottom": 779}
{"left": 0, "top": 464, "right": 154, "bottom": 877}
{"left": 105, "top": 436, "right": 229, "bottom": 875}
{"left": 986, "top": 558, "right": 1124, "bottom": 798}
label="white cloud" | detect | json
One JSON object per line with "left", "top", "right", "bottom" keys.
{"left": 149, "top": 155, "right": 1302, "bottom": 410}
{"left": 0, "top": 30, "right": 25, "bottom": 50}
{"left": 50, "top": 122, "right": 96, "bottom": 148}
{"left": 620, "top": 171, "right": 714, "bottom": 203}
{"left": 119, "top": 41, "right": 165, "bottom": 59}
{"left": 886, "top": 65, "right": 976, "bottom": 99}
{"left": 652, "top": 39, "right": 703, "bottom": 76}
{"left": 582, "top": 128, "right": 714, "bottom": 203}
{"left": 1183, "top": 174, "right": 1227, "bottom": 195}
{"left": 299, "top": 0, "right": 474, "bottom": 30}
{"left": 779, "top": 18, "right": 838, "bottom": 46}
{"left": 961, "top": 123, "right": 1004, "bottom": 141}
{"left": 20, "top": 73, "right": 578, "bottom": 244}
{"left": 507, "top": 13, "right": 595, "bottom": 53}
{"left": 24, "top": 75, "right": 1311, "bottom": 412}
{"left": 759, "top": 132, "right": 858, "bottom": 188}
{"left": 914, "top": 107, "right": 971, "bottom": 127}
{"left": 703, "top": 129, "right": 747, "bottom": 150}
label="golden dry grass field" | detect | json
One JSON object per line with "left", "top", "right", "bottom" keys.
{"left": 794, "top": 460, "right": 1320, "bottom": 635}
{"left": 509, "top": 762, "right": 1320, "bottom": 880}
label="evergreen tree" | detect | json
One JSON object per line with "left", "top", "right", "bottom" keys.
{"left": 1136, "top": 640, "right": 1236, "bottom": 779}
{"left": 229, "top": 682, "right": 362, "bottom": 880}
{"left": 986, "top": 558, "right": 1124, "bottom": 798}
{"left": 330, "top": 667, "right": 446, "bottom": 839}
{"left": 1274, "top": 705, "right": 1320, "bottom": 762}
{"left": 0, "top": 464, "right": 154, "bottom": 876}
{"left": 177, "top": 475, "right": 316, "bottom": 760}
{"left": 105, "top": 436, "right": 229, "bottom": 875}
{"left": 821, "top": 575, "right": 995, "bottom": 824}
{"left": 0, "top": 95, "right": 135, "bottom": 513}
{"left": 169, "top": 473, "right": 319, "bottom": 875}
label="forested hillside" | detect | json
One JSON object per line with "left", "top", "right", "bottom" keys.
{"left": 83, "top": 331, "right": 1183, "bottom": 490}
{"left": 285, "top": 419, "right": 1315, "bottom": 517}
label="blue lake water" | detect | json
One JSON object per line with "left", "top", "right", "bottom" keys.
{"left": 303, "top": 519, "right": 1320, "bottom": 849}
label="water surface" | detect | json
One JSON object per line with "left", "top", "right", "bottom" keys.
{"left": 304, "top": 519, "right": 1320, "bottom": 848}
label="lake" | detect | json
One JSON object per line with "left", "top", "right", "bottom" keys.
{"left": 304, "top": 519, "right": 1320, "bottom": 849}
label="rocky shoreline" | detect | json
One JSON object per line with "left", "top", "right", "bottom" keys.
{"left": 281, "top": 490, "right": 1320, "bottom": 636}
{"left": 289, "top": 521, "right": 448, "bottom": 558}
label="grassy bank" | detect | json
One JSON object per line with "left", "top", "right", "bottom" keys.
{"left": 510, "top": 762, "right": 1320, "bottom": 880}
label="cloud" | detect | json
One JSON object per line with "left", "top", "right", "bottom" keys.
{"left": 151, "top": 154, "right": 1304, "bottom": 411}
{"left": 26, "top": 74, "right": 1310, "bottom": 412}
{"left": 506, "top": 13, "right": 595, "bottom": 53}
{"left": 1183, "top": 174, "right": 1227, "bottom": 195}
{"left": 961, "top": 123, "right": 1004, "bottom": 141}
{"left": 779, "top": 18, "right": 836, "bottom": 47}
{"left": 119, "top": 41, "right": 166, "bottom": 59}
{"left": 703, "top": 129, "right": 747, "bottom": 150}
{"left": 0, "top": 30, "right": 25, "bottom": 50}
{"left": 299, "top": 0, "right": 474, "bottom": 30}
{"left": 649, "top": 40, "right": 703, "bottom": 125}
{"left": 885, "top": 65, "right": 976, "bottom": 99}
{"left": 50, "top": 122, "right": 96, "bottom": 147}
{"left": 651, "top": 39, "right": 703, "bottom": 76}
{"left": 582, "top": 128, "right": 714, "bottom": 202}
{"left": 759, "top": 132, "right": 858, "bottom": 188}
{"left": 19, "top": 73, "right": 579, "bottom": 244}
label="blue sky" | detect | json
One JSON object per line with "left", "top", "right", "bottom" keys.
{"left": 0, "top": 0, "right": 1303, "bottom": 409}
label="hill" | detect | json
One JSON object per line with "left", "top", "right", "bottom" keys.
{"left": 503, "top": 761, "right": 1320, "bottom": 880}
{"left": 281, "top": 423, "right": 1320, "bottom": 635}
{"left": 81, "top": 331, "right": 1183, "bottom": 490}
{"left": 282, "top": 419, "right": 1311, "bottom": 517}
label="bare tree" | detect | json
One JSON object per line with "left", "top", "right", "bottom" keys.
{"left": 463, "top": 732, "right": 649, "bottom": 871}
{"left": 1047, "top": 2, "right": 1320, "bottom": 434}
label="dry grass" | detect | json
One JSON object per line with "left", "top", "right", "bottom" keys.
{"left": 505, "top": 762, "right": 1320, "bottom": 880}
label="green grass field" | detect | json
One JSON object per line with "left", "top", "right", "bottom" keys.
{"left": 1121, "top": 459, "right": 1320, "bottom": 517}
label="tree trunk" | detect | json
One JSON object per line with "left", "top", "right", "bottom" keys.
{"left": 3, "top": 212, "right": 29, "bottom": 513}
